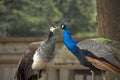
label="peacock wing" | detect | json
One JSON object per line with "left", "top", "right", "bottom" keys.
{"left": 76, "top": 38, "right": 120, "bottom": 68}
{"left": 95, "top": 38, "right": 120, "bottom": 61}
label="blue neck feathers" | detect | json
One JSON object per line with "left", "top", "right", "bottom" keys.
{"left": 63, "top": 28, "right": 78, "bottom": 54}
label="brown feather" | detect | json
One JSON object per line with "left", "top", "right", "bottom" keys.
{"left": 85, "top": 56, "right": 120, "bottom": 75}
{"left": 14, "top": 42, "right": 42, "bottom": 80}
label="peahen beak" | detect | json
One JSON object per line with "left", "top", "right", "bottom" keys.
{"left": 50, "top": 26, "right": 59, "bottom": 32}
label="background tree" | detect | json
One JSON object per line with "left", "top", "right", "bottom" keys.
{"left": 0, "top": 0, "right": 96, "bottom": 37}
{"left": 97, "top": 0, "right": 120, "bottom": 79}
{"left": 97, "top": 0, "right": 120, "bottom": 41}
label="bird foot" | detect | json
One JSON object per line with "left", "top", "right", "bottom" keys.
{"left": 90, "top": 70, "right": 95, "bottom": 80}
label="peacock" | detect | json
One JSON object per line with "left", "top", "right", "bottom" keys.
{"left": 14, "top": 26, "right": 58, "bottom": 80}
{"left": 60, "top": 23, "right": 120, "bottom": 80}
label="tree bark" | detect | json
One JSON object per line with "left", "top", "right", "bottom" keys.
{"left": 96, "top": 0, "right": 120, "bottom": 79}
{"left": 97, "top": 0, "right": 120, "bottom": 41}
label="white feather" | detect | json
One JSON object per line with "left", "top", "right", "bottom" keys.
{"left": 61, "top": 25, "right": 64, "bottom": 29}
{"left": 50, "top": 26, "right": 57, "bottom": 32}
{"left": 32, "top": 51, "right": 46, "bottom": 70}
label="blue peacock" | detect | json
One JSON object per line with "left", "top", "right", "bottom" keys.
{"left": 60, "top": 23, "right": 120, "bottom": 80}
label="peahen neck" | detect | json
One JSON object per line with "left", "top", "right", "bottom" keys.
{"left": 63, "top": 28, "right": 78, "bottom": 54}
{"left": 45, "top": 31, "right": 55, "bottom": 44}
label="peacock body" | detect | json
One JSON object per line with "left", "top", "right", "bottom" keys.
{"left": 60, "top": 23, "right": 120, "bottom": 76}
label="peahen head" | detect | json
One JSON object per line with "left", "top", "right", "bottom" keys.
{"left": 60, "top": 23, "right": 69, "bottom": 30}
{"left": 50, "top": 26, "right": 58, "bottom": 33}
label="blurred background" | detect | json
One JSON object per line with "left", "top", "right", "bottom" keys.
{"left": 0, "top": 0, "right": 97, "bottom": 38}
{"left": 0, "top": 0, "right": 120, "bottom": 80}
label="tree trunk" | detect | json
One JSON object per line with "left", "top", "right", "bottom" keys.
{"left": 97, "top": 0, "right": 120, "bottom": 41}
{"left": 96, "top": 0, "right": 120, "bottom": 79}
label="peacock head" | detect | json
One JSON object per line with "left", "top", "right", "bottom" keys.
{"left": 50, "top": 26, "right": 58, "bottom": 33}
{"left": 60, "top": 24, "right": 69, "bottom": 30}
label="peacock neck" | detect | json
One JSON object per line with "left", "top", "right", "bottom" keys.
{"left": 63, "top": 29, "right": 78, "bottom": 53}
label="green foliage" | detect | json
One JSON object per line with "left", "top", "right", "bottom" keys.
{"left": 0, "top": 0, "right": 97, "bottom": 37}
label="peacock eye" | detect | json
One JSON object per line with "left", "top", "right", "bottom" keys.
{"left": 61, "top": 25, "right": 64, "bottom": 29}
